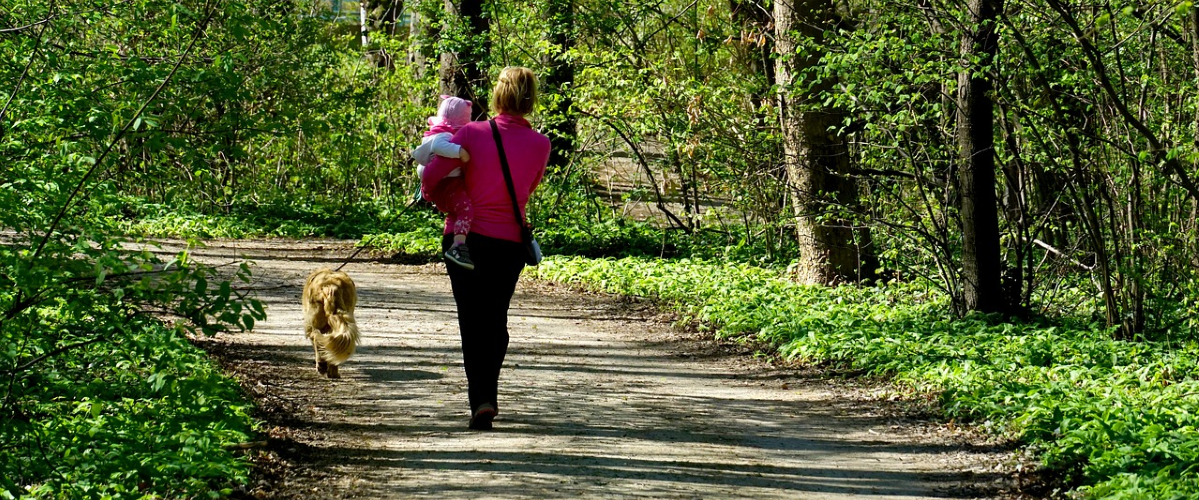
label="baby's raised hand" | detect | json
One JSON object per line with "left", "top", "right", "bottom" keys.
{"left": 459, "top": 149, "right": 471, "bottom": 163}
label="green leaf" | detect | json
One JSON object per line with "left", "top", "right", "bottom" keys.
{"left": 94, "top": 263, "right": 107, "bottom": 286}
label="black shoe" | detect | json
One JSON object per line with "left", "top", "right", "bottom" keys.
{"left": 469, "top": 403, "right": 496, "bottom": 430}
{"left": 445, "top": 244, "right": 475, "bottom": 270}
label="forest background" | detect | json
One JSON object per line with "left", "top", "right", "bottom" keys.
{"left": 3, "top": 0, "right": 1199, "bottom": 498}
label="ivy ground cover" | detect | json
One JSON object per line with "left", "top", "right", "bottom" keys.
{"left": 534, "top": 256, "right": 1199, "bottom": 499}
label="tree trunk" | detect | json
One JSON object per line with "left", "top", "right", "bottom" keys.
{"left": 544, "top": 0, "right": 576, "bottom": 171}
{"left": 956, "top": 0, "right": 1005, "bottom": 313}
{"left": 773, "top": 0, "right": 877, "bottom": 285}
{"left": 439, "top": 0, "right": 490, "bottom": 119}
{"left": 359, "top": 3, "right": 370, "bottom": 48}
{"left": 408, "top": 4, "right": 439, "bottom": 79}
{"left": 1192, "top": 5, "right": 1199, "bottom": 151}
{"left": 408, "top": 9, "right": 425, "bottom": 75}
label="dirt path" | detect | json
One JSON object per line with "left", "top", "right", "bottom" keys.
{"left": 175, "top": 239, "right": 1020, "bottom": 499}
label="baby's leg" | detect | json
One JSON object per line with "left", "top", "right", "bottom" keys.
{"left": 443, "top": 186, "right": 476, "bottom": 269}
{"left": 450, "top": 188, "right": 474, "bottom": 243}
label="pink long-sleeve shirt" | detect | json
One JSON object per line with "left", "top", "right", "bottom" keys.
{"left": 421, "top": 113, "right": 550, "bottom": 243}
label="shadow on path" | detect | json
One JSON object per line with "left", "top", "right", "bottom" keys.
{"left": 190, "top": 246, "right": 1018, "bottom": 500}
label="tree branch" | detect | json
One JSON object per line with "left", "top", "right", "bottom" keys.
{"left": 31, "top": 2, "right": 217, "bottom": 261}
{"left": 849, "top": 167, "right": 916, "bottom": 179}
{"left": 0, "top": 23, "right": 47, "bottom": 128}
{"left": 1045, "top": 0, "right": 1199, "bottom": 202}
{"left": 2, "top": 336, "right": 106, "bottom": 375}
{"left": 0, "top": 13, "right": 56, "bottom": 33}
{"left": 577, "top": 109, "right": 691, "bottom": 232}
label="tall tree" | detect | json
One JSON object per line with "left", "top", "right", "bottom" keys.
{"left": 773, "top": 0, "right": 876, "bottom": 285}
{"left": 544, "top": 0, "right": 576, "bottom": 170}
{"left": 956, "top": 0, "right": 1005, "bottom": 313}
{"left": 440, "top": 0, "right": 490, "bottom": 119}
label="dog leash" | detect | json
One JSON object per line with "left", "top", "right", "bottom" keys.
{"left": 333, "top": 196, "right": 421, "bottom": 272}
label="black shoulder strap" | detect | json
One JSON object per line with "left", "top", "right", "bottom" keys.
{"left": 489, "top": 119, "right": 528, "bottom": 232}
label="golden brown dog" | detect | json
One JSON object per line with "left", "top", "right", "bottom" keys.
{"left": 302, "top": 268, "right": 361, "bottom": 379}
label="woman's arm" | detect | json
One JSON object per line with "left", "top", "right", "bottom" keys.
{"left": 421, "top": 127, "right": 471, "bottom": 186}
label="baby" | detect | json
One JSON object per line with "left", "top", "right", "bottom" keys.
{"left": 412, "top": 95, "right": 475, "bottom": 270}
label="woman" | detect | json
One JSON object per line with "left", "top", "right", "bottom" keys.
{"left": 421, "top": 67, "right": 550, "bottom": 430}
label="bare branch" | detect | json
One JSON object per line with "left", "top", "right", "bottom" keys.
{"left": 1031, "top": 238, "right": 1094, "bottom": 271}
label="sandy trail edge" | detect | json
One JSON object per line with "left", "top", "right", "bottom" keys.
{"left": 169, "top": 238, "right": 1022, "bottom": 499}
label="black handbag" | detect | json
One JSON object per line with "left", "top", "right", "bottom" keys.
{"left": 489, "top": 119, "right": 542, "bottom": 266}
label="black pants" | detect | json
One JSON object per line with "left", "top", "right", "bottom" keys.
{"left": 443, "top": 233, "right": 526, "bottom": 414}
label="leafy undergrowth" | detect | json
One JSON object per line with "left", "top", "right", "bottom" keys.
{"left": 362, "top": 212, "right": 796, "bottom": 266}
{"left": 1, "top": 320, "right": 258, "bottom": 499}
{"left": 361, "top": 217, "right": 673, "bottom": 262}
{"left": 533, "top": 256, "right": 1199, "bottom": 499}
{"left": 359, "top": 227, "right": 444, "bottom": 258}
{"left": 122, "top": 202, "right": 414, "bottom": 240}
{"left": 1, "top": 234, "right": 265, "bottom": 499}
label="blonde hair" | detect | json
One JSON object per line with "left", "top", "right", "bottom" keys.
{"left": 490, "top": 66, "right": 538, "bottom": 116}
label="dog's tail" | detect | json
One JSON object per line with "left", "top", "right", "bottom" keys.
{"left": 317, "top": 283, "right": 360, "bottom": 365}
